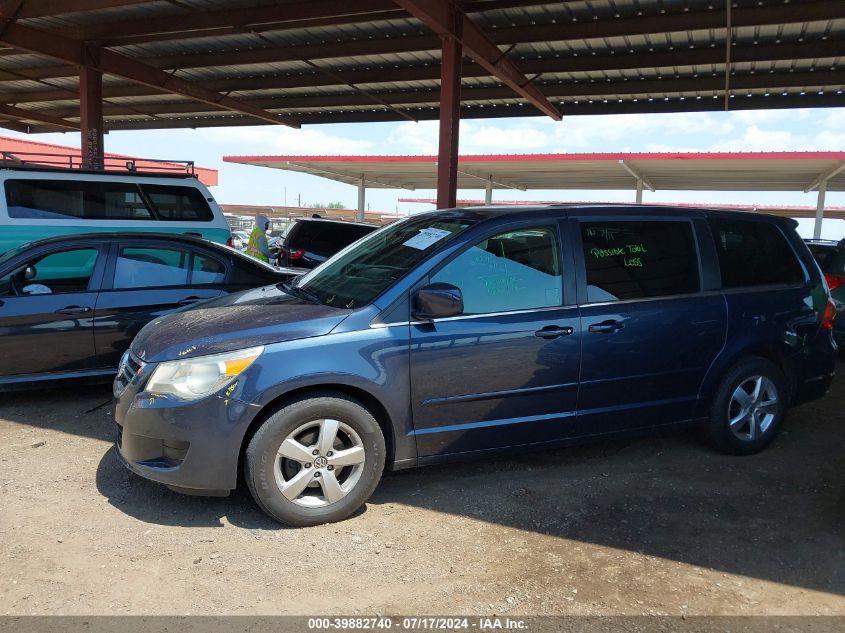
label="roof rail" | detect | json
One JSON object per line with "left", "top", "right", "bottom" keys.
{"left": 0, "top": 150, "right": 196, "bottom": 177}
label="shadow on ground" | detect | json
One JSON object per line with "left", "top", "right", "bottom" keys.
{"left": 4, "top": 369, "right": 845, "bottom": 597}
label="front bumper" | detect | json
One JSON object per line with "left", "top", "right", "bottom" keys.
{"left": 113, "top": 357, "right": 262, "bottom": 493}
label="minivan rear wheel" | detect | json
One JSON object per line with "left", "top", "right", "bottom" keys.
{"left": 244, "top": 393, "right": 385, "bottom": 526}
{"left": 704, "top": 357, "right": 787, "bottom": 455}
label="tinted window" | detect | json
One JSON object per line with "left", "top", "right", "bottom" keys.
{"left": 192, "top": 252, "right": 226, "bottom": 285}
{"left": 113, "top": 247, "right": 189, "bottom": 288}
{"left": 5, "top": 180, "right": 152, "bottom": 220}
{"left": 709, "top": 219, "right": 805, "bottom": 288}
{"left": 141, "top": 185, "right": 213, "bottom": 221}
{"left": 432, "top": 226, "right": 562, "bottom": 314}
{"left": 580, "top": 221, "right": 699, "bottom": 302}
{"left": 0, "top": 248, "right": 99, "bottom": 296}
{"left": 288, "top": 221, "right": 375, "bottom": 256}
{"left": 807, "top": 244, "right": 838, "bottom": 272}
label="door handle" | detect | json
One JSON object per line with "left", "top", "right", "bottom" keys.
{"left": 56, "top": 305, "right": 91, "bottom": 315}
{"left": 534, "top": 325, "right": 574, "bottom": 339}
{"left": 588, "top": 320, "right": 624, "bottom": 334}
{"left": 178, "top": 296, "right": 202, "bottom": 306}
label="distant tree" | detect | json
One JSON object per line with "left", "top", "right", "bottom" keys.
{"left": 310, "top": 202, "right": 346, "bottom": 209}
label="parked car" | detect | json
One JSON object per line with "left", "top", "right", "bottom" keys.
{"left": 0, "top": 164, "right": 232, "bottom": 255}
{"left": 277, "top": 218, "right": 377, "bottom": 268}
{"left": 114, "top": 205, "right": 836, "bottom": 526}
{"left": 805, "top": 238, "right": 845, "bottom": 351}
{"left": 0, "top": 232, "right": 304, "bottom": 390}
{"left": 231, "top": 230, "right": 250, "bottom": 250}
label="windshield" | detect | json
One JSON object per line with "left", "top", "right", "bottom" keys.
{"left": 292, "top": 214, "right": 473, "bottom": 309}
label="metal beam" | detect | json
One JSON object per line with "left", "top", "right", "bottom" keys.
{"left": 31, "top": 69, "right": 845, "bottom": 119}
{"left": 457, "top": 166, "right": 526, "bottom": 192}
{"left": 393, "top": 0, "right": 560, "bottom": 120}
{"left": 619, "top": 160, "right": 656, "bottom": 193}
{"left": 0, "top": 23, "right": 300, "bottom": 128}
{"left": 18, "top": 0, "right": 159, "bottom": 19}
{"left": 357, "top": 175, "right": 366, "bottom": 223}
{"left": 0, "top": 102, "right": 78, "bottom": 129}
{"left": 75, "top": 1, "right": 555, "bottom": 46}
{"left": 805, "top": 161, "right": 845, "bottom": 193}
{"left": 60, "top": 92, "right": 845, "bottom": 131}
{"left": 435, "top": 3, "right": 462, "bottom": 210}
{"left": 79, "top": 63, "right": 104, "bottom": 168}
{"left": 283, "top": 161, "right": 413, "bottom": 190}
{"left": 0, "top": 0, "right": 24, "bottom": 38}
{"left": 813, "top": 182, "right": 827, "bottom": 240}
{"left": 484, "top": 178, "right": 493, "bottom": 206}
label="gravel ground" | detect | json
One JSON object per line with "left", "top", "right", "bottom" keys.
{"left": 1, "top": 365, "right": 844, "bottom": 616}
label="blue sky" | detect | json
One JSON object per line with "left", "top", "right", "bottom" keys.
{"left": 6, "top": 106, "right": 845, "bottom": 238}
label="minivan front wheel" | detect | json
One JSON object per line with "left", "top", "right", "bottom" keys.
{"left": 245, "top": 393, "right": 385, "bottom": 526}
{"left": 705, "top": 358, "right": 787, "bottom": 455}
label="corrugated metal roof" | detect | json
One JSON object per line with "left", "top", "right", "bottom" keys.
{"left": 0, "top": 0, "right": 841, "bottom": 132}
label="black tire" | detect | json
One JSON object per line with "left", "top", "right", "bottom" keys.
{"left": 703, "top": 357, "right": 787, "bottom": 455}
{"left": 244, "top": 392, "right": 386, "bottom": 527}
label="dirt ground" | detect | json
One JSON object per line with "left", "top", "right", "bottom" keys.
{"left": 1, "top": 365, "right": 844, "bottom": 617}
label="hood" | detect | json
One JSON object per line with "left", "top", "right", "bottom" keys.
{"left": 256, "top": 214, "right": 270, "bottom": 230}
{"left": 131, "top": 284, "right": 351, "bottom": 363}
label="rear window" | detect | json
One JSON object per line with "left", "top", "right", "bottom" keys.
{"left": 580, "top": 220, "right": 700, "bottom": 302}
{"left": 142, "top": 185, "right": 213, "bottom": 221}
{"left": 288, "top": 221, "right": 375, "bottom": 255}
{"left": 709, "top": 219, "right": 805, "bottom": 288}
{"left": 4, "top": 179, "right": 212, "bottom": 222}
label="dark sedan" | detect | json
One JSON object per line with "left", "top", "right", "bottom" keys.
{"left": 0, "top": 232, "right": 304, "bottom": 390}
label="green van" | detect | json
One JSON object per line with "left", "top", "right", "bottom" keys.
{"left": 0, "top": 167, "right": 231, "bottom": 255}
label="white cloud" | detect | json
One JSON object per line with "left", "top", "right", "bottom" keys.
{"left": 384, "top": 121, "right": 440, "bottom": 154}
{"left": 709, "top": 125, "right": 798, "bottom": 152}
{"left": 205, "top": 126, "right": 375, "bottom": 154}
{"left": 460, "top": 123, "right": 549, "bottom": 153}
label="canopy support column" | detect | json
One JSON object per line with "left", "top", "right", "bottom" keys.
{"left": 635, "top": 178, "right": 643, "bottom": 204}
{"left": 484, "top": 176, "right": 493, "bottom": 205}
{"left": 357, "top": 174, "right": 365, "bottom": 222}
{"left": 436, "top": 6, "right": 462, "bottom": 210}
{"left": 79, "top": 61, "right": 104, "bottom": 169}
{"left": 813, "top": 181, "right": 827, "bottom": 240}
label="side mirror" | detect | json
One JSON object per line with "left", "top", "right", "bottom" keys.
{"left": 24, "top": 265, "right": 37, "bottom": 281}
{"left": 413, "top": 283, "right": 463, "bottom": 321}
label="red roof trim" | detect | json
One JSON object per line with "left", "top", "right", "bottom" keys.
{"left": 0, "top": 135, "right": 219, "bottom": 187}
{"left": 224, "top": 151, "right": 845, "bottom": 164}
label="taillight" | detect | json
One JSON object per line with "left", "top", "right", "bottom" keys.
{"left": 226, "top": 236, "right": 234, "bottom": 247}
{"left": 825, "top": 273, "right": 845, "bottom": 291}
{"left": 822, "top": 298, "right": 837, "bottom": 330}
{"left": 288, "top": 249, "right": 305, "bottom": 261}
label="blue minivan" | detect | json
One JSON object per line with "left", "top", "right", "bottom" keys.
{"left": 113, "top": 205, "right": 837, "bottom": 526}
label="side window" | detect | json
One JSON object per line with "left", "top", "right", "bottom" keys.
{"left": 580, "top": 221, "right": 699, "bottom": 302}
{"left": 0, "top": 248, "right": 99, "bottom": 296}
{"left": 431, "top": 226, "right": 563, "bottom": 315}
{"left": 709, "top": 219, "right": 805, "bottom": 288}
{"left": 113, "top": 247, "right": 190, "bottom": 289}
{"left": 5, "top": 180, "right": 153, "bottom": 220}
{"left": 141, "top": 185, "right": 213, "bottom": 221}
{"left": 191, "top": 252, "right": 226, "bottom": 285}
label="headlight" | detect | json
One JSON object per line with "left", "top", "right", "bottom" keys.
{"left": 145, "top": 346, "right": 264, "bottom": 401}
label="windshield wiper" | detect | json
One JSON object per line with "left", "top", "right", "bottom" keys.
{"left": 280, "top": 282, "right": 321, "bottom": 305}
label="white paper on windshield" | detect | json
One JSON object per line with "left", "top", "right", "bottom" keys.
{"left": 402, "top": 227, "right": 452, "bottom": 250}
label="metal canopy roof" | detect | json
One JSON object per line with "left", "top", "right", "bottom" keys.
{"left": 222, "top": 151, "right": 845, "bottom": 193}
{"left": 0, "top": 0, "right": 843, "bottom": 133}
